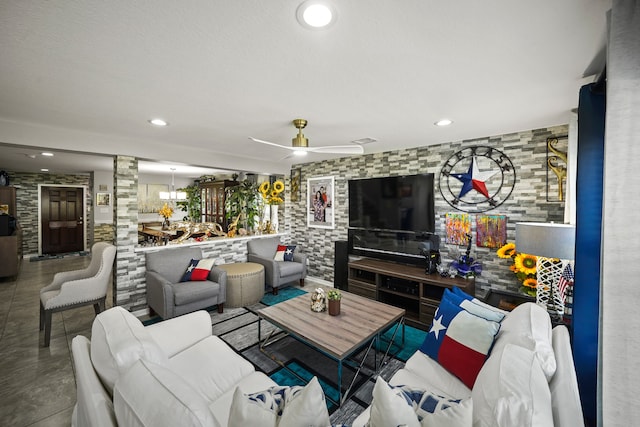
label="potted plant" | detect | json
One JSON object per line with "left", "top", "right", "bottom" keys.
{"left": 176, "top": 184, "right": 201, "bottom": 222}
{"left": 327, "top": 289, "right": 342, "bottom": 316}
{"left": 224, "top": 180, "right": 262, "bottom": 233}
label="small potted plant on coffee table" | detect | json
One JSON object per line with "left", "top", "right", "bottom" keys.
{"left": 327, "top": 289, "right": 342, "bottom": 316}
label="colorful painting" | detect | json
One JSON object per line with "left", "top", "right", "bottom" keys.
{"left": 445, "top": 213, "right": 471, "bottom": 245}
{"left": 476, "top": 215, "right": 507, "bottom": 248}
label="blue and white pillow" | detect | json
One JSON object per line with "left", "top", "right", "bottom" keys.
{"left": 367, "top": 377, "right": 472, "bottom": 427}
{"left": 228, "top": 376, "right": 329, "bottom": 427}
{"left": 444, "top": 288, "right": 506, "bottom": 322}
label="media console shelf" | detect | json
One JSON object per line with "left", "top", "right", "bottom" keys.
{"left": 348, "top": 257, "right": 475, "bottom": 330}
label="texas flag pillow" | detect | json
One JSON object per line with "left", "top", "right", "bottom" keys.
{"left": 274, "top": 245, "right": 296, "bottom": 262}
{"left": 452, "top": 286, "right": 508, "bottom": 318}
{"left": 180, "top": 258, "right": 215, "bottom": 282}
{"left": 419, "top": 297, "right": 501, "bottom": 388}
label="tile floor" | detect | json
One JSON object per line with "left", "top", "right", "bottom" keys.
{"left": 0, "top": 254, "right": 323, "bottom": 426}
{"left": 0, "top": 255, "right": 99, "bottom": 426}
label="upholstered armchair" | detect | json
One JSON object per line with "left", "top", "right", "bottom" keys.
{"left": 145, "top": 247, "right": 227, "bottom": 319}
{"left": 40, "top": 241, "right": 116, "bottom": 347}
{"left": 247, "top": 236, "right": 307, "bottom": 295}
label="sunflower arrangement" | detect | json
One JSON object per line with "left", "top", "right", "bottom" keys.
{"left": 496, "top": 242, "right": 538, "bottom": 297}
{"left": 258, "top": 180, "right": 285, "bottom": 205}
{"left": 158, "top": 203, "right": 174, "bottom": 220}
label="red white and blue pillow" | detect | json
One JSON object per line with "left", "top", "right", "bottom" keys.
{"left": 419, "top": 297, "right": 501, "bottom": 388}
{"left": 444, "top": 288, "right": 506, "bottom": 322}
{"left": 274, "top": 245, "right": 296, "bottom": 262}
{"left": 180, "top": 258, "right": 214, "bottom": 282}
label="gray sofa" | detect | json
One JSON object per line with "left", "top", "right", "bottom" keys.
{"left": 145, "top": 247, "right": 226, "bottom": 319}
{"left": 247, "top": 236, "right": 307, "bottom": 294}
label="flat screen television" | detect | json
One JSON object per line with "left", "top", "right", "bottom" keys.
{"left": 348, "top": 174, "right": 436, "bottom": 264}
{"left": 348, "top": 174, "right": 435, "bottom": 233}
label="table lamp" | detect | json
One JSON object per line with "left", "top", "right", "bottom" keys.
{"left": 515, "top": 222, "right": 576, "bottom": 319}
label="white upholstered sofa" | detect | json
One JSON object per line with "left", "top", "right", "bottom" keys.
{"left": 71, "top": 306, "right": 277, "bottom": 427}
{"left": 353, "top": 301, "right": 584, "bottom": 427}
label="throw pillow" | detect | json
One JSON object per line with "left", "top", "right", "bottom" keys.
{"left": 419, "top": 297, "right": 501, "bottom": 388}
{"left": 274, "top": 245, "right": 296, "bottom": 262}
{"left": 443, "top": 288, "right": 506, "bottom": 323}
{"left": 180, "top": 258, "right": 214, "bottom": 282}
{"left": 450, "top": 286, "right": 508, "bottom": 320}
{"left": 368, "top": 377, "right": 473, "bottom": 427}
{"left": 228, "top": 376, "right": 329, "bottom": 427}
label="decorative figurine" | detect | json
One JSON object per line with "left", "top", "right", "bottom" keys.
{"left": 310, "top": 288, "right": 327, "bottom": 312}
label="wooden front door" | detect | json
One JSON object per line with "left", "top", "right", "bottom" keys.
{"left": 41, "top": 186, "right": 85, "bottom": 255}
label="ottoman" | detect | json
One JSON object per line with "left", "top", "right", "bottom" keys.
{"left": 218, "top": 262, "right": 265, "bottom": 308}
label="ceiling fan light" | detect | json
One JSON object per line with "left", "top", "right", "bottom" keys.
{"left": 293, "top": 150, "right": 308, "bottom": 156}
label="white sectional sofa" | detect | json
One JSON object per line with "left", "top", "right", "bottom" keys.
{"left": 353, "top": 302, "right": 585, "bottom": 427}
{"left": 71, "top": 307, "right": 278, "bottom": 427}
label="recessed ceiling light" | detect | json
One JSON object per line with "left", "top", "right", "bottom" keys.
{"left": 149, "top": 118, "right": 168, "bottom": 126}
{"left": 435, "top": 119, "right": 453, "bottom": 127}
{"left": 41, "top": 168, "right": 49, "bottom": 172}
{"left": 41, "top": 152, "right": 54, "bottom": 156}
{"left": 296, "top": 1, "right": 336, "bottom": 29}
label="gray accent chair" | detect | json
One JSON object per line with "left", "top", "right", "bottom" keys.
{"left": 247, "top": 236, "right": 307, "bottom": 295}
{"left": 40, "top": 242, "right": 116, "bottom": 347}
{"left": 145, "top": 247, "right": 226, "bottom": 319}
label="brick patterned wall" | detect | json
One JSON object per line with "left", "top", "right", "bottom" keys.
{"left": 113, "top": 156, "right": 143, "bottom": 311}
{"left": 6, "top": 171, "right": 92, "bottom": 255}
{"left": 285, "top": 125, "right": 567, "bottom": 295}
{"left": 94, "top": 223, "right": 115, "bottom": 243}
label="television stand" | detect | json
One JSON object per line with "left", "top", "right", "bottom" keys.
{"left": 347, "top": 257, "right": 475, "bottom": 330}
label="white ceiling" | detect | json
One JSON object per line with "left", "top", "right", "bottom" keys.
{"left": 0, "top": 1, "right": 610, "bottom": 176}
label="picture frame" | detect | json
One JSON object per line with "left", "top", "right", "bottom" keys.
{"left": 307, "top": 176, "right": 335, "bottom": 229}
{"left": 96, "top": 192, "right": 111, "bottom": 206}
{"left": 290, "top": 168, "right": 301, "bottom": 202}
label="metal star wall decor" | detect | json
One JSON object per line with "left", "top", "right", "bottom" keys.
{"left": 439, "top": 146, "right": 516, "bottom": 213}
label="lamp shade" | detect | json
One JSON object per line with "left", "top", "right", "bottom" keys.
{"left": 515, "top": 222, "right": 576, "bottom": 260}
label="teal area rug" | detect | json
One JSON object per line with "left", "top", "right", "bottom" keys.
{"left": 269, "top": 361, "right": 340, "bottom": 410}
{"left": 378, "top": 324, "right": 427, "bottom": 362}
{"left": 260, "top": 286, "right": 307, "bottom": 306}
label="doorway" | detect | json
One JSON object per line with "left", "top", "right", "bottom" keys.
{"left": 40, "top": 185, "right": 86, "bottom": 255}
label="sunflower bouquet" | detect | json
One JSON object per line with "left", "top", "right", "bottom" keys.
{"left": 258, "top": 180, "right": 285, "bottom": 205}
{"left": 496, "top": 243, "right": 538, "bottom": 297}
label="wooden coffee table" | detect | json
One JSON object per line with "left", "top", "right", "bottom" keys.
{"left": 257, "top": 287, "right": 405, "bottom": 405}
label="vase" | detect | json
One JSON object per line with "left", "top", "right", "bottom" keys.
{"left": 162, "top": 218, "right": 170, "bottom": 230}
{"left": 328, "top": 299, "right": 340, "bottom": 316}
{"left": 262, "top": 204, "right": 271, "bottom": 233}
{"left": 271, "top": 205, "right": 279, "bottom": 233}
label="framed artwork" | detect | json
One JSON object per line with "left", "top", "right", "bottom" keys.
{"left": 476, "top": 214, "right": 507, "bottom": 248}
{"left": 96, "top": 192, "right": 111, "bottom": 206}
{"left": 307, "top": 176, "right": 335, "bottom": 229}
{"left": 290, "top": 168, "right": 301, "bottom": 202}
{"left": 138, "top": 184, "right": 169, "bottom": 213}
{"left": 445, "top": 212, "right": 470, "bottom": 245}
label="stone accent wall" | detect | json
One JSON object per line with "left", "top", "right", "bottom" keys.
{"left": 94, "top": 223, "right": 115, "bottom": 243}
{"left": 285, "top": 125, "right": 567, "bottom": 295}
{"left": 6, "top": 171, "right": 91, "bottom": 256}
{"left": 113, "top": 156, "right": 143, "bottom": 311}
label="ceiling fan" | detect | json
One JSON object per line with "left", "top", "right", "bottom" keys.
{"left": 249, "top": 119, "right": 365, "bottom": 156}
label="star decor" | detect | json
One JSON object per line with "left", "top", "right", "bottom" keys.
{"left": 439, "top": 146, "right": 516, "bottom": 213}
{"left": 429, "top": 314, "right": 447, "bottom": 339}
{"left": 450, "top": 156, "right": 499, "bottom": 199}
